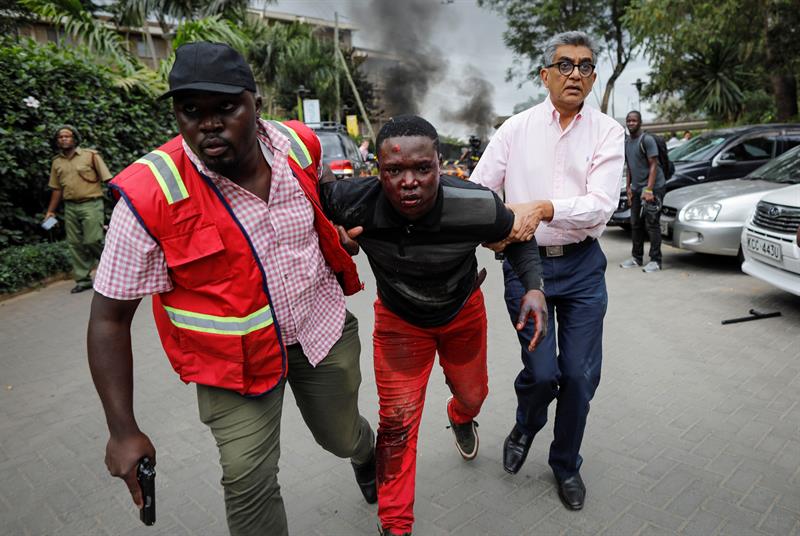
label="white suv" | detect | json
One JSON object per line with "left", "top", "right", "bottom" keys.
{"left": 741, "top": 184, "right": 800, "bottom": 295}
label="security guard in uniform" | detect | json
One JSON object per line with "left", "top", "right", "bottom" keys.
{"left": 44, "top": 125, "right": 112, "bottom": 293}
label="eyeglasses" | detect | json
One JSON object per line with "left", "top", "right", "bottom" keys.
{"left": 545, "top": 60, "right": 595, "bottom": 78}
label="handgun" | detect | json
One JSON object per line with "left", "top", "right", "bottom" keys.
{"left": 137, "top": 456, "right": 156, "bottom": 526}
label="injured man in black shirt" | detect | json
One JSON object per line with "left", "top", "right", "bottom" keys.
{"left": 318, "top": 114, "right": 547, "bottom": 536}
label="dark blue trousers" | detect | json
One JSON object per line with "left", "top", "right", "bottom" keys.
{"left": 503, "top": 240, "right": 607, "bottom": 481}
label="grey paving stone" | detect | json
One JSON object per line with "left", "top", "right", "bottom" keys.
{"left": 600, "top": 512, "right": 647, "bottom": 536}
{"left": 2, "top": 231, "right": 800, "bottom": 536}
{"left": 758, "top": 506, "right": 800, "bottom": 535}
{"left": 680, "top": 510, "right": 724, "bottom": 536}
{"left": 433, "top": 501, "right": 483, "bottom": 532}
{"left": 525, "top": 517, "right": 570, "bottom": 536}
{"left": 739, "top": 486, "right": 779, "bottom": 515}
{"left": 639, "top": 524, "right": 678, "bottom": 536}
{"left": 627, "top": 501, "right": 685, "bottom": 531}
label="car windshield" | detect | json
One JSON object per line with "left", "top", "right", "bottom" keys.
{"left": 670, "top": 134, "right": 729, "bottom": 162}
{"left": 317, "top": 132, "right": 345, "bottom": 160}
{"left": 745, "top": 145, "right": 800, "bottom": 184}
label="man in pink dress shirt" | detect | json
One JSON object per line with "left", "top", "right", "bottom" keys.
{"left": 471, "top": 31, "right": 625, "bottom": 511}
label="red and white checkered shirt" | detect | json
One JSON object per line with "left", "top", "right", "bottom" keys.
{"left": 95, "top": 120, "right": 346, "bottom": 366}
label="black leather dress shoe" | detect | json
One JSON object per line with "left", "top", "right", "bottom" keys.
{"left": 556, "top": 473, "right": 586, "bottom": 510}
{"left": 352, "top": 451, "right": 377, "bottom": 504}
{"left": 70, "top": 284, "right": 91, "bottom": 294}
{"left": 502, "top": 425, "right": 533, "bottom": 474}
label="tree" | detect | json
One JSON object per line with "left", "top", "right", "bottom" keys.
{"left": 1, "top": 0, "right": 35, "bottom": 36}
{"left": 247, "top": 22, "right": 375, "bottom": 121}
{"left": 111, "top": 0, "right": 251, "bottom": 64}
{"left": 625, "top": 0, "right": 799, "bottom": 122}
{"left": 477, "top": 0, "right": 637, "bottom": 114}
{"left": 339, "top": 47, "right": 376, "bottom": 121}
{"left": 0, "top": 37, "right": 174, "bottom": 246}
{"left": 21, "top": 0, "right": 142, "bottom": 73}
{"left": 19, "top": 0, "right": 250, "bottom": 95}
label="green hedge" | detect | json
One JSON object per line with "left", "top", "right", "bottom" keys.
{"left": 0, "top": 241, "right": 72, "bottom": 293}
{"left": 0, "top": 37, "right": 175, "bottom": 248}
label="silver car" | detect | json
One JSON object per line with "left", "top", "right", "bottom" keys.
{"left": 660, "top": 145, "right": 800, "bottom": 258}
{"left": 741, "top": 183, "right": 800, "bottom": 295}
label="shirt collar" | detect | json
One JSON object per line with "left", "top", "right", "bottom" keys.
{"left": 545, "top": 94, "right": 585, "bottom": 125}
{"left": 374, "top": 180, "right": 444, "bottom": 231}
{"left": 58, "top": 147, "right": 82, "bottom": 160}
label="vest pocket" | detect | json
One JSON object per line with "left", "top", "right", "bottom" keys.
{"left": 161, "top": 223, "right": 232, "bottom": 287}
{"left": 177, "top": 330, "right": 245, "bottom": 390}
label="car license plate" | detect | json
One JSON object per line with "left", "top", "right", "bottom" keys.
{"left": 746, "top": 234, "right": 782, "bottom": 261}
{"left": 660, "top": 220, "right": 669, "bottom": 236}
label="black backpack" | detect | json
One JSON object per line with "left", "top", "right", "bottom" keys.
{"left": 639, "top": 133, "right": 675, "bottom": 180}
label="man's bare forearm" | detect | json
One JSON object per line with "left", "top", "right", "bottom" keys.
{"left": 87, "top": 294, "right": 142, "bottom": 437}
{"left": 646, "top": 158, "right": 658, "bottom": 190}
{"left": 46, "top": 189, "right": 62, "bottom": 216}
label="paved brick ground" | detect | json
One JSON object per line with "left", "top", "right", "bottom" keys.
{"left": 1, "top": 228, "right": 798, "bottom": 536}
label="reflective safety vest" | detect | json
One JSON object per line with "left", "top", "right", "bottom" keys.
{"left": 110, "top": 120, "right": 361, "bottom": 396}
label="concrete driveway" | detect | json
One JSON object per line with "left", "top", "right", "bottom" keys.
{"left": 1, "top": 227, "right": 798, "bottom": 535}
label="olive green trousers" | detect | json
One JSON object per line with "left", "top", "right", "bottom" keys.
{"left": 196, "top": 312, "right": 374, "bottom": 536}
{"left": 64, "top": 199, "right": 104, "bottom": 287}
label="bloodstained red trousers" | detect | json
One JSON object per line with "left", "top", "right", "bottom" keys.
{"left": 374, "top": 289, "right": 489, "bottom": 534}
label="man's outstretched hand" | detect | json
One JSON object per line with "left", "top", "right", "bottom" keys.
{"left": 336, "top": 225, "right": 363, "bottom": 256}
{"left": 516, "top": 289, "right": 548, "bottom": 351}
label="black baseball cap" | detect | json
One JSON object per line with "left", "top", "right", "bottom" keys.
{"left": 160, "top": 42, "right": 257, "bottom": 99}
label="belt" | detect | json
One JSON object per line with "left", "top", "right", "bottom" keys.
{"left": 538, "top": 237, "right": 595, "bottom": 258}
{"left": 65, "top": 197, "right": 103, "bottom": 204}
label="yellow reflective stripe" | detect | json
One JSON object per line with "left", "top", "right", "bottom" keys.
{"left": 163, "top": 304, "right": 273, "bottom": 336}
{"left": 268, "top": 121, "right": 312, "bottom": 168}
{"left": 283, "top": 125, "right": 312, "bottom": 167}
{"left": 152, "top": 150, "right": 189, "bottom": 200}
{"left": 288, "top": 150, "right": 303, "bottom": 168}
{"left": 135, "top": 150, "right": 188, "bottom": 205}
{"left": 135, "top": 157, "right": 173, "bottom": 203}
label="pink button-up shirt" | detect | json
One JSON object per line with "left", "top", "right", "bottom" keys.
{"left": 471, "top": 97, "right": 625, "bottom": 246}
{"left": 94, "top": 120, "right": 346, "bottom": 366}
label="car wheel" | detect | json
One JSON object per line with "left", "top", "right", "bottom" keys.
{"left": 619, "top": 222, "right": 631, "bottom": 232}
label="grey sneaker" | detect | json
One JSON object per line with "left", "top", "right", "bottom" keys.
{"left": 642, "top": 261, "right": 662, "bottom": 273}
{"left": 619, "top": 258, "right": 642, "bottom": 268}
{"left": 447, "top": 396, "right": 479, "bottom": 460}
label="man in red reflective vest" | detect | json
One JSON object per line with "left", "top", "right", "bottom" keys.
{"left": 87, "top": 42, "right": 376, "bottom": 536}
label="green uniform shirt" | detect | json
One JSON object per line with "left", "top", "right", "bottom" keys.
{"left": 48, "top": 148, "right": 112, "bottom": 201}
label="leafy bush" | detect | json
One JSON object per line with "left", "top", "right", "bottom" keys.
{"left": 0, "top": 241, "right": 72, "bottom": 293}
{"left": 0, "top": 37, "right": 175, "bottom": 247}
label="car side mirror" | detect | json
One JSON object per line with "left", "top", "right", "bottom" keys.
{"left": 713, "top": 152, "right": 737, "bottom": 167}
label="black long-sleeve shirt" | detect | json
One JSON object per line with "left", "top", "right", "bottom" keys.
{"left": 321, "top": 175, "right": 543, "bottom": 327}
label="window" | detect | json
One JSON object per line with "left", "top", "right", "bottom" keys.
{"left": 780, "top": 136, "right": 800, "bottom": 154}
{"left": 726, "top": 137, "right": 775, "bottom": 161}
{"left": 135, "top": 38, "right": 149, "bottom": 58}
{"left": 343, "top": 137, "right": 361, "bottom": 162}
{"left": 671, "top": 135, "right": 728, "bottom": 162}
{"left": 318, "top": 133, "right": 345, "bottom": 159}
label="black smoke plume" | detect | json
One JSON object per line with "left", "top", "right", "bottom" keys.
{"left": 354, "top": 0, "right": 447, "bottom": 116}
{"left": 442, "top": 67, "right": 496, "bottom": 140}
